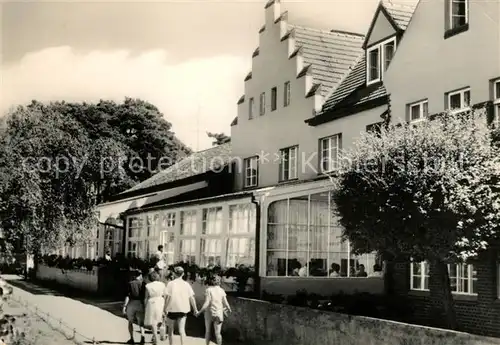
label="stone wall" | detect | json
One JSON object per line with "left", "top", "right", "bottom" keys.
{"left": 221, "top": 296, "right": 500, "bottom": 345}
{"left": 36, "top": 264, "right": 98, "bottom": 293}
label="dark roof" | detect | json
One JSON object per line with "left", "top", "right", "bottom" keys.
{"left": 382, "top": 0, "right": 419, "bottom": 31}
{"left": 123, "top": 143, "right": 232, "bottom": 193}
{"left": 318, "top": 56, "right": 387, "bottom": 114}
{"left": 289, "top": 25, "right": 365, "bottom": 97}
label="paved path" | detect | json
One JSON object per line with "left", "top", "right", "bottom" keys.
{"left": 1, "top": 275, "right": 215, "bottom": 345}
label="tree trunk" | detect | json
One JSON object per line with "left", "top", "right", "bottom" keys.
{"left": 430, "top": 259, "right": 457, "bottom": 330}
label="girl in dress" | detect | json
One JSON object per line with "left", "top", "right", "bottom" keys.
{"left": 144, "top": 271, "right": 166, "bottom": 345}
{"left": 196, "top": 275, "right": 231, "bottom": 345}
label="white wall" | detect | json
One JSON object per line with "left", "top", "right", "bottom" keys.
{"left": 384, "top": 0, "right": 500, "bottom": 121}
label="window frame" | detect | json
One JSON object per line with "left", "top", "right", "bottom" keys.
{"left": 410, "top": 261, "right": 429, "bottom": 291}
{"left": 279, "top": 145, "right": 298, "bottom": 182}
{"left": 226, "top": 203, "right": 256, "bottom": 268}
{"left": 366, "top": 36, "right": 397, "bottom": 86}
{"left": 265, "top": 191, "right": 379, "bottom": 278}
{"left": 243, "top": 156, "right": 259, "bottom": 188}
{"left": 493, "top": 79, "right": 500, "bottom": 127}
{"left": 446, "top": 87, "right": 471, "bottom": 114}
{"left": 408, "top": 99, "right": 429, "bottom": 124}
{"left": 260, "top": 92, "right": 266, "bottom": 115}
{"left": 284, "top": 81, "right": 291, "bottom": 107}
{"left": 319, "top": 134, "right": 342, "bottom": 174}
{"left": 271, "top": 87, "right": 277, "bottom": 111}
{"left": 248, "top": 97, "right": 254, "bottom": 119}
{"left": 409, "top": 261, "right": 477, "bottom": 295}
{"left": 449, "top": 0, "right": 469, "bottom": 31}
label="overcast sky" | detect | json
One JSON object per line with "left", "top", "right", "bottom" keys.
{"left": 0, "top": 0, "right": 391, "bottom": 150}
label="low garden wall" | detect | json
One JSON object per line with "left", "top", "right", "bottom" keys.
{"left": 36, "top": 264, "right": 98, "bottom": 293}
{"left": 222, "top": 296, "right": 500, "bottom": 345}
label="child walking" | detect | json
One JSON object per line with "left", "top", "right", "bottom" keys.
{"left": 196, "top": 275, "right": 231, "bottom": 345}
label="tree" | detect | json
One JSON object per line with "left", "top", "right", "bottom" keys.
{"left": 207, "top": 132, "right": 230, "bottom": 146}
{"left": 22, "top": 99, "right": 191, "bottom": 202}
{"left": 0, "top": 98, "right": 190, "bottom": 254}
{"left": 332, "top": 108, "right": 500, "bottom": 330}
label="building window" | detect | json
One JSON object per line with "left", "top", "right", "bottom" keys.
{"left": 366, "top": 37, "right": 397, "bottom": 85}
{"left": 104, "top": 224, "right": 123, "bottom": 257}
{"left": 159, "top": 212, "right": 176, "bottom": 265}
{"left": 279, "top": 146, "right": 298, "bottom": 181}
{"left": 449, "top": 263, "right": 477, "bottom": 294}
{"left": 200, "top": 238, "right": 222, "bottom": 267}
{"left": 271, "top": 87, "right": 277, "bottom": 111}
{"left": 179, "top": 210, "right": 197, "bottom": 263}
{"left": 202, "top": 207, "right": 223, "bottom": 235}
{"left": 179, "top": 239, "right": 196, "bottom": 264}
{"left": 226, "top": 238, "right": 255, "bottom": 267}
{"left": 228, "top": 204, "right": 256, "bottom": 235}
{"left": 266, "top": 192, "right": 377, "bottom": 277}
{"left": 408, "top": 99, "right": 429, "bottom": 123}
{"left": 243, "top": 156, "right": 258, "bottom": 188}
{"left": 319, "top": 134, "right": 341, "bottom": 173}
{"left": 180, "top": 210, "right": 197, "bottom": 236}
{"left": 410, "top": 261, "right": 477, "bottom": 295}
{"left": 447, "top": 87, "right": 470, "bottom": 113}
{"left": 383, "top": 40, "right": 395, "bottom": 71}
{"left": 284, "top": 81, "right": 291, "bottom": 107}
{"left": 127, "top": 216, "right": 146, "bottom": 258}
{"left": 410, "top": 261, "right": 429, "bottom": 290}
{"left": 227, "top": 204, "right": 256, "bottom": 267}
{"left": 448, "top": 0, "right": 468, "bottom": 30}
{"left": 260, "top": 92, "right": 266, "bottom": 115}
{"left": 493, "top": 79, "right": 500, "bottom": 127}
{"left": 248, "top": 97, "right": 254, "bottom": 119}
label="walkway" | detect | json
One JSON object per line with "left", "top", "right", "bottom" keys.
{"left": 1, "top": 275, "right": 216, "bottom": 345}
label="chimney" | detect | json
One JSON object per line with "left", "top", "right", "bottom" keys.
{"left": 264, "top": 0, "right": 281, "bottom": 25}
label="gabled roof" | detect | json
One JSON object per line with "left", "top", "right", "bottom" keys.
{"left": 362, "top": 0, "right": 419, "bottom": 49}
{"left": 383, "top": 0, "right": 419, "bottom": 31}
{"left": 307, "top": 0, "right": 418, "bottom": 126}
{"left": 289, "top": 25, "right": 365, "bottom": 97}
{"left": 123, "top": 143, "right": 232, "bottom": 193}
{"left": 306, "top": 56, "right": 388, "bottom": 126}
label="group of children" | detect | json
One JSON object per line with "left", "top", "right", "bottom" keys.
{"left": 123, "top": 262, "right": 231, "bottom": 345}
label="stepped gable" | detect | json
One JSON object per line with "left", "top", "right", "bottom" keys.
{"left": 288, "top": 25, "right": 365, "bottom": 97}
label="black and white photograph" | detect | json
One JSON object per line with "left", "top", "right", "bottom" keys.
{"left": 1, "top": 0, "right": 500, "bottom": 344}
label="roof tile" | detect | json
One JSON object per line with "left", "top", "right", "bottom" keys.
{"left": 319, "top": 56, "right": 387, "bottom": 114}
{"left": 124, "top": 143, "right": 232, "bottom": 193}
{"left": 289, "top": 25, "right": 365, "bottom": 97}
{"left": 382, "top": 0, "right": 419, "bottom": 30}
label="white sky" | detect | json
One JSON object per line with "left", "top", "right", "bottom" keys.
{"left": 0, "top": 0, "right": 406, "bottom": 150}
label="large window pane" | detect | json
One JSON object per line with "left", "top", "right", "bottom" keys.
{"left": 200, "top": 238, "right": 221, "bottom": 267}
{"left": 266, "top": 192, "right": 360, "bottom": 277}
{"left": 229, "top": 204, "right": 255, "bottom": 234}
{"left": 180, "top": 210, "right": 197, "bottom": 235}
{"left": 226, "top": 238, "right": 254, "bottom": 267}
{"left": 202, "top": 207, "right": 223, "bottom": 235}
{"left": 179, "top": 239, "right": 196, "bottom": 264}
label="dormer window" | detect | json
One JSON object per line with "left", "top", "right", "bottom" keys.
{"left": 366, "top": 36, "right": 397, "bottom": 86}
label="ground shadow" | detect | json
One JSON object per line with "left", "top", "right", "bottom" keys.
{"left": 3, "top": 276, "right": 209, "bottom": 342}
